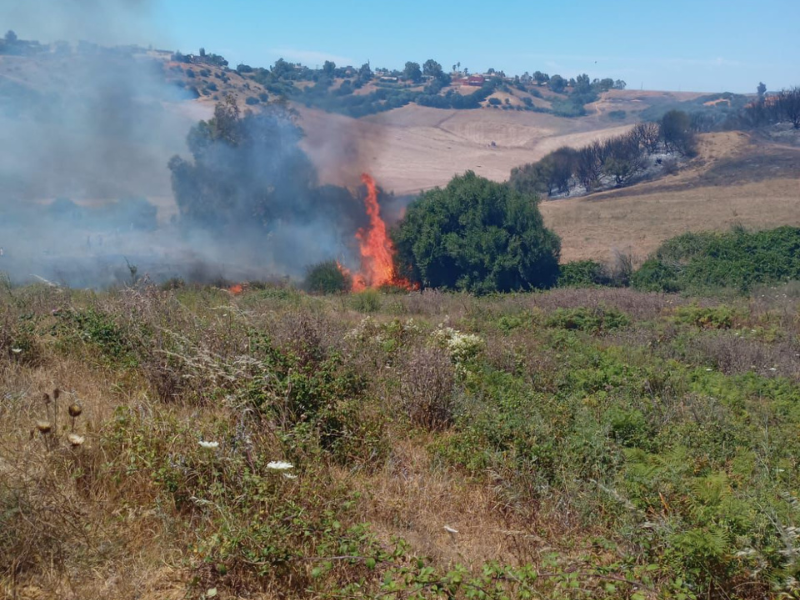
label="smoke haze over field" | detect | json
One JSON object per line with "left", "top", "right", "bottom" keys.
{"left": 0, "top": 1, "right": 397, "bottom": 288}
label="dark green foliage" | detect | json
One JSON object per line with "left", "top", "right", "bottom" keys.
{"left": 304, "top": 261, "right": 349, "bottom": 294}
{"left": 403, "top": 61, "right": 422, "bottom": 83}
{"left": 548, "top": 74, "right": 566, "bottom": 93}
{"left": 557, "top": 260, "right": 612, "bottom": 287}
{"left": 632, "top": 226, "right": 800, "bottom": 293}
{"left": 392, "top": 172, "right": 561, "bottom": 293}
{"left": 546, "top": 306, "right": 630, "bottom": 332}
{"left": 608, "top": 110, "right": 627, "bottom": 121}
{"left": 672, "top": 304, "right": 737, "bottom": 329}
{"left": 630, "top": 258, "right": 681, "bottom": 293}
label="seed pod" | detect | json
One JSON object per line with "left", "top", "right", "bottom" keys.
{"left": 67, "top": 433, "right": 85, "bottom": 447}
{"left": 53, "top": 388, "right": 61, "bottom": 401}
{"left": 68, "top": 403, "right": 83, "bottom": 418}
{"left": 36, "top": 420, "right": 52, "bottom": 434}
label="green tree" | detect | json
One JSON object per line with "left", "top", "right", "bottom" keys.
{"left": 423, "top": 59, "right": 444, "bottom": 80}
{"left": 322, "top": 60, "right": 336, "bottom": 77}
{"left": 404, "top": 61, "right": 422, "bottom": 83}
{"left": 392, "top": 172, "right": 561, "bottom": 293}
{"left": 574, "top": 73, "right": 591, "bottom": 94}
{"left": 271, "top": 58, "right": 293, "bottom": 79}
{"left": 533, "top": 71, "right": 549, "bottom": 85}
{"left": 757, "top": 82, "right": 767, "bottom": 98}
{"left": 4, "top": 30, "right": 17, "bottom": 44}
{"left": 358, "top": 62, "right": 372, "bottom": 81}
{"left": 549, "top": 74, "right": 566, "bottom": 93}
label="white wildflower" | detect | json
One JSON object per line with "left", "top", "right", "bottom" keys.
{"left": 198, "top": 440, "right": 219, "bottom": 449}
{"left": 11, "top": 348, "right": 21, "bottom": 354}
{"left": 443, "top": 525, "right": 459, "bottom": 534}
{"left": 68, "top": 433, "right": 85, "bottom": 447}
{"left": 283, "top": 473, "right": 297, "bottom": 480}
{"left": 267, "top": 460, "right": 293, "bottom": 471}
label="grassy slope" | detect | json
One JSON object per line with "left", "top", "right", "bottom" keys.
{"left": 3, "top": 283, "right": 800, "bottom": 599}
{"left": 540, "top": 130, "right": 800, "bottom": 264}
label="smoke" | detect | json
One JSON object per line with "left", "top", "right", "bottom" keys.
{"left": 0, "top": 0, "right": 159, "bottom": 47}
{"left": 0, "top": 3, "right": 401, "bottom": 288}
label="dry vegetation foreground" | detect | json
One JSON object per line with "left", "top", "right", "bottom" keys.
{"left": 4, "top": 282, "right": 800, "bottom": 599}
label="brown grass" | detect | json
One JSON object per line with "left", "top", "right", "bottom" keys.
{"left": 540, "top": 132, "right": 800, "bottom": 264}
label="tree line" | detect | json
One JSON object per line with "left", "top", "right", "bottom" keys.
{"left": 739, "top": 86, "right": 800, "bottom": 130}
{"left": 509, "top": 110, "right": 697, "bottom": 198}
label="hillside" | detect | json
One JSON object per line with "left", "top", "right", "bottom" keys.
{"left": 540, "top": 128, "right": 800, "bottom": 263}
{"left": 2, "top": 38, "right": 796, "bottom": 272}
{"left": 297, "top": 104, "right": 636, "bottom": 195}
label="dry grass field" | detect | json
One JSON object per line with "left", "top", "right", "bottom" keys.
{"left": 298, "top": 104, "right": 634, "bottom": 194}
{"left": 540, "top": 131, "right": 800, "bottom": 264}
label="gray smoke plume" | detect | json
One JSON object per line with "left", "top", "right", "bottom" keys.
{"left": 0, "top": 2, "right": 397, "bottom": 288}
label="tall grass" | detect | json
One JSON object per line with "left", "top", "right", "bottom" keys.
{"left": 3, "top": 281, "right": 800, "bottom": 598}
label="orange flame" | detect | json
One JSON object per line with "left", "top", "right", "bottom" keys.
{"left": 228, "top": 283, "right": 244, "bottom": 295}
{"left": 347, "top": 173, "right": 415, "bottom": 292}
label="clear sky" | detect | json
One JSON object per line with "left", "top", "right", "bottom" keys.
{"left": 6, "top": 0, "right": 800, "bottom": 93}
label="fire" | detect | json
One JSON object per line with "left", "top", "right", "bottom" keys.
{"left": 228, "top": 283, "right": 244, "bottom": 295}
{"left": 345, "top": 173, "right": 415, "bottom": 292}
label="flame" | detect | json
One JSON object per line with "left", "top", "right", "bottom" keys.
{"left": 345, "top": 173, "right": 416, "bottom": 292}
{"left": 228, "top": 283, "right": 244, "bottom": 295}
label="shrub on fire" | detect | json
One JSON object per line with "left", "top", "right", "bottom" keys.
{"left": 392, "top": 172, "right": 561, "bottom": 293}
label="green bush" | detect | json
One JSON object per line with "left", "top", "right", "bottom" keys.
{"left": 304, "top": 260, "right": 350, "bottom": 294}
{"left": 350, "top": 289, "right": 382, "bottom": 313}
{"left": 632, "top": 226, "right": 800, "bottom": 293}
{"left": 557, "top": 260, "right": 611, "bottom": 287}
{"left": 546, "top": 306, "right": 630, "bottom": 333}
{"left": 393, "top": 172, "right": 561, "bottom": 293}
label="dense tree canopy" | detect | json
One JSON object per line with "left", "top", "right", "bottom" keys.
{"left": 392, "top": 172, "right": 561, "bottom": 293}
{"left": 403, "top": 61, "right": 422, "bottom": 83}
{"left": 549, "top": 74, "right": 566, "bottom": 93}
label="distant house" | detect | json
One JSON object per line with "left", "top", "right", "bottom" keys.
{"left": 380, "top": 76, "right": 399, "bottom": 83}
{"left": 465, "top": 75, "right": 485, "bottom": 87}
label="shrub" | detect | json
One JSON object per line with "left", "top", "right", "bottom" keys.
{"left": 633, "top": 226, "right": 800, "bottom": 293}
{"left": 398, "top": 346, "right": 456, "bottom": 430}
{"left": 304, "top": 261, "right": 349, "bottom": 294}
{"left": 545, "top": 306, "right": 630, "bottom": 333}
{"left": 350, "top": 289, "right": 381, "bottom": 313}
{"left": 557, "top": 260, "right": 611, "bottom": 287}
{"left": 393, "top": 172, "right": 561, "bottom": 293}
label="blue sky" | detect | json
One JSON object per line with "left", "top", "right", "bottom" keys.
{"left": 7, "top": 0, "right": 800, "bottom": 93}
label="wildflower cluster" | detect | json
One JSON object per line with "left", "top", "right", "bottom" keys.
{"left": 431, "top": 324, "right": 483, "bottom": 377}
